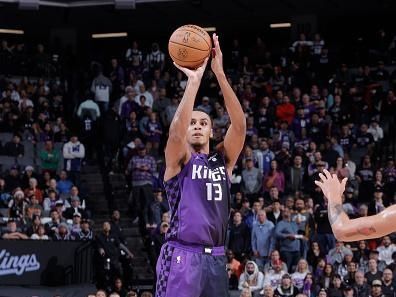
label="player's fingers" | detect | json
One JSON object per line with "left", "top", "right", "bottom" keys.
{"left": 341, "top": 177, "right": 348, "bottom": 190}
{"left": 318, "top": 172, "right": 326, "bottom": 182}
{"left": 323, "top": 169, "right": 332, "bottom": 180}
{"left": 314, "top": 180, "right": 323, "bottom": 189}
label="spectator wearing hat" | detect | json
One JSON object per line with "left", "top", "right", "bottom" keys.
{"left": 368, "top": 186, "right": 389, "bottom": 216}
{"left": 63, "top": 195, "right": 87, "bottom": 219}
{"left": 21, "top": 165, "right": 38, "bottom": 189}
{"left": 274, "top": 273, "right": 299, "bottom": 297}
{"left": 63, "top": 135, "right": 85, "bottom": 187}
{"left": 196, "top": 96, "right": 212, "bottom": 115}
{"left": 7, "top": 189, "right": 26, "bottom": 218}
{"left": 238, "top": 261, "right": 264, "bottom": 295}
{"left": 370, "top": 279, "right": 386, "bottom": 297}
{"left": 70, "top": 212, "right": 82, "bottom": 235}
{"left": 76, "top": 218, "right": 93, "bottom": 240}
{"left": 342, "top": 284, "right": 354, "bottom": 297}
{"left": 353, "top": 270, "right": 370, "bottom": 297}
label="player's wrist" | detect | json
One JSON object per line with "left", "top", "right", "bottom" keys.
{"left": 214, "top": 71, "right": 226, "bottom": 79}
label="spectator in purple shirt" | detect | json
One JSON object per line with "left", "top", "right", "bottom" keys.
{"left": 126, "top": 144, "right": 157, "bottom": 235}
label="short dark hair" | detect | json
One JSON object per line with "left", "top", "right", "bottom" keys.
{"left": 192, "top": 107, "right": 213, "bottom": 126}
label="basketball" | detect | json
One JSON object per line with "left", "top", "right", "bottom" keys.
{"left": 168, "top": 24, "right": 212, "bottom": 69}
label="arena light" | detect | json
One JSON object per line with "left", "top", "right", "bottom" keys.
{"left": 92, "top": 32, "right": 128, "bottom": 39}
{"left": 203, "top": 27, "right": 216, "bottom": 32}
{"left": 270, "top": 23, "right": 292, "bottom": 29}
{"left": 0, "top": 28, "right": 24, "bottom": 35}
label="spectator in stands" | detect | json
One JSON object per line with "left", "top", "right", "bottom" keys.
{"left": 4, "top": 134, "right": 24, "bottom": 157}
{"left": 275, "top": 207, "right": 301, "bottom": 272}
{"left": 370, "top": 279, "right": 385, "bottom": 297}
{"left": 76, "top": 218, "right": 93, "bottom": 240}
{"left": 143, "top": 112, "right": 162, "bottom": 152}
{"left": 352, "top": 270, "right": 369, "bottom": 297}
{"left": 125, "top": 41, "right": 143, "bottom": 72}
{"left": 110, "top": 210, "right": 126, "bottom": 245}
{"left": 146, "top": 42, "right": 165, "bottom": 73}
{"left": 63, "top": 196, "right": 87, "bottom": 219}
{"left": 241, "top": 157, "right": 263, "bottom": 202}
{"left": 238, "top": 260, "right": 264, "bottom": 295}
{"left": 135, "top": 84, "right": 154, "bottom": 108}
{"left": 96, "top": 221, "right": 122, "bottom": 276}
{"left": 263, "top": 160, "right": 285, "bottom": 194}
{"left": 146, "top": 188, "right": 169, "bottom": 230}
{"left": 96, "top": 290, "right": 107, "bottom": 297}
{"left": 274, "top": 273, "right": 299, "bottom": 297}
{"left": 77, "top": 93, "right": 101, "bottom": 121}
{"left": 126, "top": 144, "right": 156, "bottom": 235}
{"left": 1, "top": 218, "right": 28, "bottom": 239}
{"left": 228, "top": 211, "right": 251, "bottom": 260}
{"left": 63, "top": 135, "right": 85, "bottom": 186}
{"left": 111, "top": 277, "right": 127, "bottom": 297}
{"left": 264, "top": 259, "right": 288, "bottom": 290}
{"left": 45, "top": 208, "right": 62, "bottom": 237}
{"left": 53, "top": 222, "right": 72, "bottom": 240}
{"left": 327, "top": 241, "right": 353, "bottom": 266}
{"left": 377, "top": 236, "right": 396, "bottom": 265}
{"left": 263, "top": 250, "right": 289, "bottom": 274}
{"left": 120, "top": 87, "right": 139, "bottom": 120}
{"left": 292, "top": 259, "right": 310, "bottom": 291}
{"left": 91, "top": 63, "right": 112, "bottom": 113}
{"left": 30, "top": 224, "right": 49, "bottom": 240}
{"left": 56, "top": 170, "right": 73, "bottom": 195}
{"left": 251, "top": 209, "right": 275, "bottom": 269}
{"left": 8, "top": 189, "right": 27, "bottom": 219}
{"left": 227, "top": 249, "right": 243, "bottom": 290}
{"left": 365, "top": 258, "right": 383, "bottom": 285}
{"left": 151, "top": 221, "right": 169, "bottom": 259}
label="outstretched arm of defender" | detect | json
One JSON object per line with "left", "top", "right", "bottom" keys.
{"left": 211, "top": 33, "right": 246, "bottom": 176}
{"left": 315, "top": 169, "right": 396, "bottom": 241}
{"left": 164, "top": 59, "right": 208, "bottom": 180}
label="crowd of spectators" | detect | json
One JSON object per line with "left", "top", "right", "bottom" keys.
{"left": 1, "top": 27, "right": 396, "bottom": 297}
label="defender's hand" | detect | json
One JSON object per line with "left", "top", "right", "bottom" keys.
{"left": 315, "top": 169, "right": 347, "bottom": 205}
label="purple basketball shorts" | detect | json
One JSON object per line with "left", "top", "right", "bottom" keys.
{"left": 155, "top": 241, "right": 229, "bottom": 297}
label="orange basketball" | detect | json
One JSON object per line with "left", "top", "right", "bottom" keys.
{"left": 168, "top": 24, "right": 212, "bottom": 69}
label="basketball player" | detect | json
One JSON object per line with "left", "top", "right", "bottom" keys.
{"left": 315, "top": 169, "right": 396, "bottom": 241}
{"left": 155, "top": 34, "right": 246, "bottom": 297}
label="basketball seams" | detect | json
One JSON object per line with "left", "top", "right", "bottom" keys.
{"left": 170, "top": 29, "right": 211, "bottom": 50}
{"left": 169, "top": 41, "right": 209, "bottom": 52}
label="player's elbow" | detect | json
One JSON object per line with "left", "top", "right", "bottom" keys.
{"left": 332, "top": 226, "right": 347, "bottom": 242}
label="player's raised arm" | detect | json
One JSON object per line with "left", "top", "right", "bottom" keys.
{"left": 315, "top": 169, "right": 396, "bottom": 241}
{"left": 211, "top": 33, "right": 246, "bottom": 176}
{"left": 164, "top": 58, "right": 209, "bottom": 180}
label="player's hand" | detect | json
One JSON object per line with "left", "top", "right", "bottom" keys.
{"left": 315, "top": 169, "right": 347, "bottom": 205}
{"left": 173, "top": 57, "right": 208, "bottom": 82}
{"left": 211, "top": 33, "right": 224, "bottom": 76}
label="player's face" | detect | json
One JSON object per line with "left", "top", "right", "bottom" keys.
{"left": 187, "top": 111, "right": 212, "bottom": 148}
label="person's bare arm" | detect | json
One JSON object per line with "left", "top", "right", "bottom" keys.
{"left": 164, "top": 59, "right": 208, "bottom": 181}
{"left": 315, "top": 169, "right": 396, "bottom": 241}
{"left": 211, "top": 34, "right": 246, "bottom": 176}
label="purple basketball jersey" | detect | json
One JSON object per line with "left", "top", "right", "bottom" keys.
{"left": 164, "top": 152, "right": 230, "bottom": 246}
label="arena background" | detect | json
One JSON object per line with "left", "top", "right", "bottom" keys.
{"left": 0, "top": 0, "right": 395, "bottom": 297}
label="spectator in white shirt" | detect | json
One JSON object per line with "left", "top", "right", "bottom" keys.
{"left": 377, "top": 236, "right": 396, "bottom": 265}
{"left": 134, "top": 84, "right": 153, "bottom": 108}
